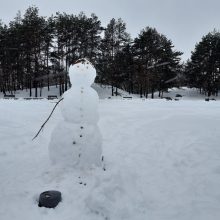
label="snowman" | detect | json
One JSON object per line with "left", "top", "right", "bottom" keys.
{"left": 49, "top": 59, "right": 102, "bottom": 169}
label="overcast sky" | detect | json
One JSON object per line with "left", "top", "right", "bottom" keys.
{"left": 0, "top": 0, "right": 219, "bottom": 61}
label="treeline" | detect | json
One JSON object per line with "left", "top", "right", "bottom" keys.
{"left": 185, "top": 30, "right": 220, "bottom": 97}
{"left": 0, "top": 6, "right": 183, "bottom": 97}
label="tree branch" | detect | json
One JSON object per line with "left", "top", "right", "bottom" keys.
{"left": 32, "top": 98, "right": 64, "bottom": 141}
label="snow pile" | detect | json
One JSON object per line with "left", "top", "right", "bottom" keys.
{"left": 163, "top": 87, "right": 220, "bottom": 100}
{"left": 0, "top": 98, "right": 220, "bottom": 219}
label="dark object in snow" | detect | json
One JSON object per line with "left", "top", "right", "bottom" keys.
{"left": 123, "top": 96, "right": 132, "bottom": 99}
{"left": 175, "top": 94, "right": 182, "bottom": 97}
{"left": 205, "top": 98, "right": 216, "bottom": 101}
{"left": 48, "top": 95, "right": 58, "bottom": 100}
{"left": 32, "top": 98, "right": 64, "bottom": 140}
{"left": 38, "top": 190, "right": 62, "bottom": 208}
{"left": 174, "top": 98, "right": 179, "bottom": 101}
{"left": 164, "top": 97, "right": 172, "bottom": 101}
{"left": 4, "top": 94, "right": 15, "bottom": 99}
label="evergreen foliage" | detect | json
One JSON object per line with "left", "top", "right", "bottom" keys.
{"left": 185, "top": 30, "right": 220, "bottom": 96}
{"left": 0, "top": 6, "right": 183, "bottom": 97}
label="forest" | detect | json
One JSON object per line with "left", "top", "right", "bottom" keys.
{"left": 0, "top": 6, "right": 219, "bottom": 97}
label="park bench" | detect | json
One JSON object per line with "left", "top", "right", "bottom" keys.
{"left": 32, "top": 97, "right": 44, "bottom": 100}
{"left": 4, "top": 94, "right": 15, "bottom": 99}
{"left": 48, "top": 95, "right": 58, "bottom": 100}
{"left": 24, "top": 97, "right": 44, "bottom": 100}
{"left": 123, "top": 96, "right": 132, "bottom": 99}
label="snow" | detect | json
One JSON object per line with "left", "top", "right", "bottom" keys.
{"left": 49, "top": 60, "right": 102, "bottom": 168}
{"left": 0, "top": 90, "right": 220, "bottom": 220}
{"left": 1, "top": 85, "right": 218, "bottom": 101}
{"left": 69, "top": 59, "right": 96, "bottom": 87}
{"left": 163, "top": 87, "right": 220, "bottom": 100}
{"left": 60, "top": 87, "right": 99, "bottom": 124}
{"left": 0, "top": 83, "right": 138, "bottom": 100}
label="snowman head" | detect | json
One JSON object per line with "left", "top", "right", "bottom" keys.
{"left": 69, "top": 59, "right": 96, "bottom": 87}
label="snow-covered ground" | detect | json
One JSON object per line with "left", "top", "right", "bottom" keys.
{"left": 1, "top": 84, "right": 219, "bottom": 101}
{"left": 0, "top": 83, "right": 138, "bottom": 99}
{"left": 0, "top": 90, "right": 220, "bottom": 220}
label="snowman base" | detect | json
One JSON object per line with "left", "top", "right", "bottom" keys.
{"left": 49, "top": 122, "right": 102, "bottom": 168}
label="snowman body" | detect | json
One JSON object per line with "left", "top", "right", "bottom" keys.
{"left": 49, "top": 60, "right": 102, "bottom": 169}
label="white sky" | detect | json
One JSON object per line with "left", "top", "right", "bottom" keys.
{"left": 0, "top": 0, "right": 220, "bottom": 61}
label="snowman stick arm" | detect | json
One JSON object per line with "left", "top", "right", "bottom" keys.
{"left": 32, "top": 98, "right": 64, "bottom": 141}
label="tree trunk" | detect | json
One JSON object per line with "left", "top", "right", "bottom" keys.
{"left": 35, "top": 82, "right": 38, "bottom": 97}
{"left": 140, "top": 85, "right": 143, "bottom": 98}
{"left": 111, "top": 84, "right": 114, "bottom": 96}
{"left": 151, "top": 87, "right": 154, "bottom": 99}
{"left": 29, "top": 79, "right": 32, "bottom": 97}
{"left": 47, "top": 45, "right": 50, "bottom": 91}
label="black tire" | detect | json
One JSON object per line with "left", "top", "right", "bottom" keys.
{"left": 38, "top": 190, "right": 62, "bottom": 208}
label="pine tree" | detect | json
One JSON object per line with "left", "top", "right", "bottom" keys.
{"left": 185, "top": 31, "right": 220, "bottom": 96}
{"left": 98, "top": 18, "right": 131, "bottom": 96}
{"left": 132, "top": 27, "right": 182, "bottom": 98}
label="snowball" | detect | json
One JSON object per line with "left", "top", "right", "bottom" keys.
{"left": 69, "top": 60, "right": 96, "bottom": 87}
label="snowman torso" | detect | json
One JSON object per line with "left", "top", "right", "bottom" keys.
{"left": 61, "top": 87, "right": 99, "bottom": 124}
{"left": 49, "top": 59, "right": 102, "bottom": 169}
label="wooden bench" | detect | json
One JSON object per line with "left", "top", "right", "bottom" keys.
{"left": 4, "top": 94, "right": 15, "bottom": 99}
{"left": 24, "top": 97, "right": 44, "bottom": 100}
{"left": 48, "top": 95, "right": 58, "bottom": 100}
{"left": 123, "top": 96, "right": 132, "bottom": 99}
{"left": 32, "top": 97, "right": 44, "bottom": 100}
